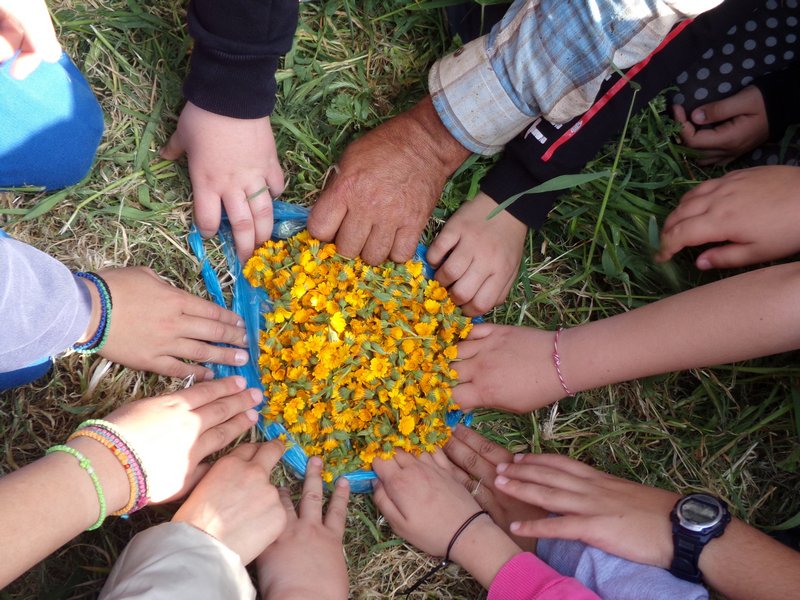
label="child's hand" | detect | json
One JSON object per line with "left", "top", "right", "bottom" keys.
{"left": 172, "top": 441, "right": 287, "bottom": 565}
{"left": 673, "top": 86, "right": 768, "bottom": 166}
{"left": 444, "top": 425, "right": 545, "bottom": 552}
{"left": 0, "top": 0, "right": 61, "bottom": 79}
{"left": 105, "top": 376, "right": 261, "bottom": 503}
{"left": 372, "top": 450, "right": 486, "bottom": 558}
{"left": 93, "top": 267, "right": 249, "bottom": 381}
{"left": 656, "top": 166, "right": 800, "bottom": 269}
{"left": 453, "top": 323, "right": 566, "bottom": 413}
{"left": 493, "top": 453, "right": 680, "bottom": 570}
{"left": 161, "top": 102, "right": 285, "bottom": 262}
{"left": 372, "top": 450, "right": 521, "bottom": 589}
{"left": 427, "top": 192, "right": 527, "bottom": 317}
{"left": 257, "top": 457, "right": 350, "bottom": 600}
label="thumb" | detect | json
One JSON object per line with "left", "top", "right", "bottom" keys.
{"left": 307, "top": 188, "right": 347, "bottom": 242}
{"left": 696, "top": 243, "right": 759, "bottom": 270}
{"left": 160, "top": 131, "right": 186, "bottom": 161}
{"left": 692, "top": 92, "right": 753, "bottom": 125}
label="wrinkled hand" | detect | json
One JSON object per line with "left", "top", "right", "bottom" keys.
{"left": 494, "top": 453, "right": 680, "bottom": 569}
{"left": 0, "top": 0, "right": 61, "bottom": 79}
{"left": 105, "top": 376, "right": 261, "bottom": 503}
{"left": 427, "top": 192, "right": 527, "bottom": 317}
{"left": 444, "top": 425, "right": 544, "bottom": 552}
{"left": 453, "top": 323, "right": 565, "bottom": 412}
{"left": 89, "top": 267, "right": 249, "bottom": 381}
{"left": 162, "top": 102, "right": 284, "bottom": 262}
{"left": 172, "top": 441, "right": 286, "bottom": 565}
{"left": 308, "top": 96, "right": 471, "bottom": 265}
{"left": 257, "top": 456, "right": 350, "bottom": 600}
{"left": 673, "top": 86, "right": 768, "bottom": 166}
{"left": 656, "top": 166, "right": 800, "bottom": 269}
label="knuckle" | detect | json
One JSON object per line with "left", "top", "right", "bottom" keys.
{"left": 301, "top": 490, "right": 323, "bottom": 504}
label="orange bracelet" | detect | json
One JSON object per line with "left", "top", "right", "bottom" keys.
{"left": 68, "top": 429, "right": 138, "bottom": 516}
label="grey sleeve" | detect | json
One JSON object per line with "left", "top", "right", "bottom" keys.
{"left": 537, "top": 537, "right": 709, "bottom": 600}
{"left": 0, "top": 236, "right": 92, "bottom": 371}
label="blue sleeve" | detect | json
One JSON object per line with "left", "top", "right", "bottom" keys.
{"left": 537, "top": 538, "right": 709, "bottom": 600}
{"left": 0, "top": 236, "right": 92, "bottom": 370}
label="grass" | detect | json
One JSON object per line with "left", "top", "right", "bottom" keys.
{"left": 1, "top": 1, "right": 799, "bottom": 598}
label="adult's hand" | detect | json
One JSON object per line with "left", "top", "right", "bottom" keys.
{"left": 172, "top": 441, "right": 287, "bottom": 565}
{"left": 427, "top": 192, "right": 527, "bottom": 316}
{"left": 161, "top": 102, "right": 284, "bottom": 262}
{"left": 104, "top": 376, "right": 261, "bottom": 503}
{"left": 444, "top": 425, "right": 544, "bottom": 552}
{"left": 453, "top": 323, "right": 566, "bottom": 412}
{"left": 0, "top": 0, "right": 61, "bottom": 79}
{"left": 86, "top": 267, "right": 249, "bottom": 381}
{"left": 673, "top": 86, "right": 768, "bottom": 166}
{"left": 257, "top": 456, "right": 351, "bottom": 600}
{"left": 308, "top": 96, "right": 471, "bottom": 265}
{"left": 656, "top": 166, "right": 800, "bottom": 269}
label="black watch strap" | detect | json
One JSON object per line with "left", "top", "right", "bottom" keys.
{"left": 670, "top": 531, "right": 704, "bottom": 583}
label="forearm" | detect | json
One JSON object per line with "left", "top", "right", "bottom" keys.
{"left": 700, "top": 519, "right": 800, "bottom": 600}
{"left": 0, "top": 438, "right": 127, "bottom": 587}
{"left": 558, "top": 264, "right": 800, "bottom": 392}
{"left": 449, "top": 519, "right": 522, "bottom": 589}
{"left": 430, "top": 0, "right": 722, "bottom": 155}
{"left": 0, "top": 237, "right": 91, "bottom": 370}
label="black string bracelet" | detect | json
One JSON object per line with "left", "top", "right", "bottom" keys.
{"left": 403, "top": 510, "right": 489, "bottom": 597}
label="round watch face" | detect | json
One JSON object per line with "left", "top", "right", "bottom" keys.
{"left": 677, "top": 495, "right": 723, "bottom": 531}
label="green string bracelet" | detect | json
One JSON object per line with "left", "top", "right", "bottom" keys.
{"left": 46, "top": 444, "right": 107, "bottom": 530}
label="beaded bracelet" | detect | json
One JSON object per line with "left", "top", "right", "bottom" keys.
{"left": 46, "top": 445, "right": 107, "bottom": 530}
{"left": 67, "top": 429, "right": 141, "bottom": 516}
{"left": 73, "top": 272, "right": 113, "bottom": 354}
{"left": 552, "top": 327, "right": 575, "bottom": 397}
{"left": 78, "top": 419, "right": 150, "bottom": 513}
{"left": 85, "top": 426, "right": 148, "bottom": 514}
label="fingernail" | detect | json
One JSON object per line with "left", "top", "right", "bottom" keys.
{"left": 513, "top": 454, "right": 524, "bottom": 463}
{"left": 495, "top": 475, "right": 509, "bottom": 485}
{"left": 203, "top": 370, "right": 215, "bottom": 381}
{"left": 693, "top": 109, "right": 706, "bottom": 123}
{"left": 248, "top": 389, "right": 262, "bottom": 404}
{"left": 242, "top": 333, "right": 249, "bottom": 345}
{"left": 235, "top": 350, "right": 249, "bottom": 365}
{"left": 336, "top": 477, "right": 349, "bottom": 488}
{"left": 233, "top": 376, "right": 246, "bottom": 389}
{"left": 309, "top": 456, "right": 323, "bottom": 468}
{"left": 496, "top": 463, "right": 508, "bottom": 473}
{"left": 245, "top": 408, "right": 259, "bottom": 423}
{"left": 237, "top": 318, "right": 245, "bottom": 328}
{"left": 510, "top": 521, "right": 521, "bottom": 532}
{"left": 696, "top": 257, "right": 712, "bottom": 270}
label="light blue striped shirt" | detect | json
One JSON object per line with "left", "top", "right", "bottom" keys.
{"left": 430, "top": 0, "right": 723, "bottom": 155}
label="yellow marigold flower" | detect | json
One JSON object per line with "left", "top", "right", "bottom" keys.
{"left": 330, "top": 311, "right": 347, "bottom": 334}
{"left": 443, "top": 345, "right": 458, "bottom": 360}
{"left": 423, "top": 299, "right": 441, "bottom": 314}
{"left": 406, "top": 261, "right": 423, "bottom": 278}
{"left": 398, "top": 415, "right": 415, "bottom": 436}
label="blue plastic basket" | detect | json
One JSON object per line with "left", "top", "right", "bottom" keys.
{"left": 188, "top": 202, "right": 471, "bottom": 493}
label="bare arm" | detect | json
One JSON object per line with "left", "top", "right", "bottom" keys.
{"left": 559, "top": 263, "right": 800, "bottom": 393}
{"left": 455, "top": 263, "right": 800, "bottom": 412}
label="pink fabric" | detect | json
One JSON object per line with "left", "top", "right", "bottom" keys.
{"left": 488, "top": 552, "right": 601, "bottom": 600}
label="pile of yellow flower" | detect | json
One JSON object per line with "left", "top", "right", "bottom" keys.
{"left": 243, "top": 231, "right": 472, "bottom": 482}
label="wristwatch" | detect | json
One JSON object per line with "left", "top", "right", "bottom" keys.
{"left": 669, "top": 493, "right": 731, "bottom": 583}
